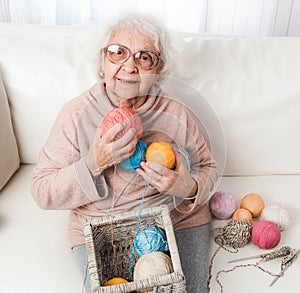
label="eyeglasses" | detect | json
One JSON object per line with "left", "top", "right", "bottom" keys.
{"left": 103, "top": 44, "right": 160, "bottom": 70}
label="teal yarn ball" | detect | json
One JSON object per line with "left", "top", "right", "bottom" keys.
{"left": 120, "top": 140, "right": 147, "bottom": 172}
{"left": 134, "top": 226, "right": 169, "bottom": 257}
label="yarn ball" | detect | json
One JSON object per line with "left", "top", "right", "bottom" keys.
{"left": 252, "top": 220, "right": 281, "bottom": 249}
{"left": 120, "top": 140, "right": 147, "bottom": 172}
{"left": 232, "top": 208, "right": 253, "bottom": 225}
{"left": 101, "top": 108, "right": 143, "bottom": 140}
{"left": 134, "top": 252, "right": 173, "bottom": 292}
{"left": 104, "top": 277, "right": 128, "bottom": 286}
{"left": 145, "top": 142, "right": 175, "bottom": 169}
{"left": 209, "top": 191, "right": 238, "bottom": 219}
{"left": 240, "top": 193, "right": 265, "bottom": 217}
{"left": 134, "top": 226, "right": 168, "bottom": 257}
{"left": 261, "top": 203, "right": 292, "bottom": 231}
{"left": 215, "top": 220, "right": 252, "bottom": 249}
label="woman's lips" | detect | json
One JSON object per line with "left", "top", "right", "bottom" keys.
{"left": 117, "top": 78, "right": 139, "bottom": 84}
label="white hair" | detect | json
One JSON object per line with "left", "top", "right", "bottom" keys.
{"left": 98, "top": 13, "right": 173, "bottom": 81}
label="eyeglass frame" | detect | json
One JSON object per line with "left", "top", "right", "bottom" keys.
{"left": 103, "top": 44, "right": 161, "bottom": 70}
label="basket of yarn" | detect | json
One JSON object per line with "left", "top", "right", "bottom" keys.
{"left": 84, "top": 205, "right": 186, "bottom": 292}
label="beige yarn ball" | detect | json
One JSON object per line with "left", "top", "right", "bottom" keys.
{"left": 240, "top": 193, "right": 265, "bottom": 217}
{"left": 134, "top": 252, "right": 173, "bottom": 293}
{"left": 261, "top": 203, "right": 292, "bottom": 231}
{"left": 232, "top": 208, "right": 253, "bottom": 224}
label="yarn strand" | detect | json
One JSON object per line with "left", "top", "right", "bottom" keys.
{"left": 215, "top": 263, "right": 282, "bottom": 293}
{"left": 208, "top": 223, "right": 298, "bottom": 293}
{"left": 109, "top": 166, "right": 137, "bottom": 277}
{"left": 110, "top": 165, "right": 118, "bottom": 276}
{"left": 128, "top": 180, "right": 149, "bottom": 280}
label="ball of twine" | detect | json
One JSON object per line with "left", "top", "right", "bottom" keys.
{"left": 240, "top": 193, "right": 265, "bottom": 217}
{"left": 101, "top": 108, "right": 143, "bottom": 140}
{"left": 215, "top": 220, "right": 252, "bottom": 251}
{"left": 260, "top": 203, "right": 292, "bottom": 231}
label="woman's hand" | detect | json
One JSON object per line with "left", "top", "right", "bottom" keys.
{"left": 136, "top": 150, "right": 197, "bottom": 199}
{"left": 86, "top": 122, "right": 138, "bottom": 176}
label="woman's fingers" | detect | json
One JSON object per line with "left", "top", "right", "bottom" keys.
{"left": 111, "top": 140, "right": 138, "bottom": 165}
{"left": 101, "top": 122, "right": 126, "bottom": 142}
{"left": 138, "top": 161, "right": 170, "bottom": 186}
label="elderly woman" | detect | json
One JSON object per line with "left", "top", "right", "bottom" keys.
{"left": 31, "top": 14, "right": 217, "bottom": 293}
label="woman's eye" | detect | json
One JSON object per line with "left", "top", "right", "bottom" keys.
{"left": 140, "top": 53, "right": 152, "bottom": 61}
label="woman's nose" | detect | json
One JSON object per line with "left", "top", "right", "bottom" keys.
{"left": 121, "top": 55, "right": 138, "bottom": 73}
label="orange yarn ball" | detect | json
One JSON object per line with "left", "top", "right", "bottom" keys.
{"left": 232, "top": 208, "right": 253, "bottom": 224}
{"left": 146, "top": 142, "right": 175, "bottom": 169}
{"left": 240, "top": 193, "right": 265, "bottom": 217}
{"left": 104, "top": 277, "right": 128, "bottom": 286}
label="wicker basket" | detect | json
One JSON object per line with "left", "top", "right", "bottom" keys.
{"left": 84, "top": 205, "right": 186, "bottom": 293}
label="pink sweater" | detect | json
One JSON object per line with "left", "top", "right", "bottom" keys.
{"left": 31, "top": 83, "right": 218, "bottom": 248}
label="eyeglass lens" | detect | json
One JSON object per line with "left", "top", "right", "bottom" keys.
{"left": 104, "top": 44, "right": 159, "bottom": 70}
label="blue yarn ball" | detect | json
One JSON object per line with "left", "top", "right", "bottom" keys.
{"left": 120, "top": 140, "right": 147, "bottom": 172}
{"left": 134, "top": 226, "right": 169, "bottom": 257}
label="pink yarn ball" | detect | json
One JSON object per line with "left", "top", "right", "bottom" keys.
{"left": 101, "top": 108, "right": 143, "bottom": 140}
{"left": 209, "top": 191, "right": 238, "bottom": 219}
{"left": 252, "top": 220, "right": 281, "bottom": 249}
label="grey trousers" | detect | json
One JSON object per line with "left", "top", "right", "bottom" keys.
{"left": 73, "top": 223, "right": 210, "bottom": 293}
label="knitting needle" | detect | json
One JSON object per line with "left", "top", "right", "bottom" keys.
{"left": 269, "top": 249, "right": 300, "bottom": 287}
{"left": 228, "top": 247, "right": 297, "bottom": 264}
{"left": 228, "top": 254, "right": 263, "bottom": 263}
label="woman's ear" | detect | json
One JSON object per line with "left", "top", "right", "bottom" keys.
{"left": 156, "top": 60, "right": 164, "bottom": 75}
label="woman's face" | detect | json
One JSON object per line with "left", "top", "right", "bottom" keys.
{"left": 103, "top": 29, "right": 160, "bottom": 107}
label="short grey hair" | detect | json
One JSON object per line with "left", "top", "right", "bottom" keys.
{"left": 98, "top": 14, "right": 173, "bottom": 81}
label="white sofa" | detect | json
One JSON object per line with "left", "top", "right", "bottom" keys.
{"left": 0, "top": 23, "right": 299, "bottom": 293}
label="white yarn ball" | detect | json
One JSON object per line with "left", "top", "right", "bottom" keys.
{"left": 261, "top": 203, "right": 292, "bottom": 231}
{"left": 134, "top": 252, "right": 173, "bottom": 293}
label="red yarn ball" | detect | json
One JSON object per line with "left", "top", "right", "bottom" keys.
{"left": 101, "top": 108, "right": 142, "bottom": 140}
{"left": 252, "top": 220, "right": 281, "bottom": 249}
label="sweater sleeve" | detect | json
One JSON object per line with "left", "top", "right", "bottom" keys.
{"left": 185, "top": 110, "right": 218, "bottom": 206}
{"left": 31, "top": 98, "right": 108, "bottom": 210}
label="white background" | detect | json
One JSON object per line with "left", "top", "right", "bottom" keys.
{"left": 0, "top": 0, "right": 300, "bottom": 36}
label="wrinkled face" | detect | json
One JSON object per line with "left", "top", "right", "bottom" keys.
{"left": 102, "top": 29, "right": 160, "bottom": 106}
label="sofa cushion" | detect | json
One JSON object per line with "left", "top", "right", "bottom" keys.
{"left": 0, "top": 165, "right": 82, "bottom": 292}
{"left": 0, "top": 24, "right": 103, "bottom": 164}
{"left": 0, "top": 72, "right": 20, "bottom": 189}
{"left": 168, "top": 35, "right": 300, "bottom": 176}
